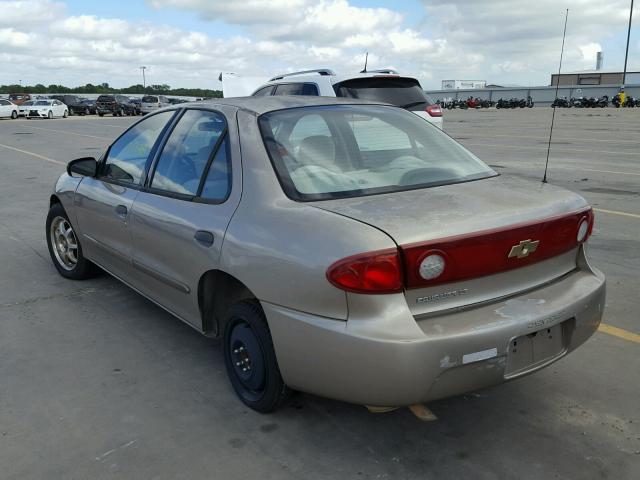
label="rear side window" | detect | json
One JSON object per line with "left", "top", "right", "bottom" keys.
{"left": 150, "top": 109, "right": 228, "bottom": 197}
{"left": 142, "top": 96, "right": 158, "bottom": 103}
{"left": 273, "top": 83, "right": 319, "bottom": 96}
{"left": 334, "top": 78, "right": 431, "bottom": 110}
{"left": 102, "top": 111, "right": 175, "bottom": 185}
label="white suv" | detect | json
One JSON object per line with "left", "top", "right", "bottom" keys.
{"left": 250, "top": 69, "right": 443, "bottom": 129}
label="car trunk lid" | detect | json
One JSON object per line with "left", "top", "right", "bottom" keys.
{"left": 313, "top": 176, "right": 591, "bottom": 315}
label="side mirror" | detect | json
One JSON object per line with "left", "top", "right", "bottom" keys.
{"left": 67, "top": 157, "right": 98, "bottom": 177}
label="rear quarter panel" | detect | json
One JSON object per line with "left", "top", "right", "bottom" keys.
{"left": 221, "top": 110, "right": 396, "bottom": 320}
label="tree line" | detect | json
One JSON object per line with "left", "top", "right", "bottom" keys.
{"left": 0, "top": 83, "right": 223, "bottom": 98}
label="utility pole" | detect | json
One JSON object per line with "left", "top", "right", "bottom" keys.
{"left": 622, "top": 0, "right": 634, "bottom": 87}
{"left": 140, "top": 66, "right": 147, "bottom": 89}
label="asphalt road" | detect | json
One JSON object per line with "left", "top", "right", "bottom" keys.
{"left": 0, "top": 108, "right": 638, "bottom": 479}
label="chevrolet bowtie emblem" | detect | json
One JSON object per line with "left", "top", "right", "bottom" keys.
{"left": 508, "top": 239, "right": 540, "bottom": 259}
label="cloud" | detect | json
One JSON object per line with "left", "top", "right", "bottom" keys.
{"left": 0, "top": 0, "right": 637, "bottom": 89}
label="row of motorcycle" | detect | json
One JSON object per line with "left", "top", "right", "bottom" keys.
{"left": 551, "top": 94, "right": 640, "bottom": 108}
{"left": 438, "top": 96, "right": 535, "bottom": 109}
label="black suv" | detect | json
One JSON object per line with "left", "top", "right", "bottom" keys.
{"left": 50, "top": 95, "right": 83, "bottom": 116}
{"left": 96, "top": 95, "right": 137, "bottom": 116}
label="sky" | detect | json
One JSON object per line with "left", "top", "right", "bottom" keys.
{"left": 0, "top": 0, "right": 638, "bottom": 90}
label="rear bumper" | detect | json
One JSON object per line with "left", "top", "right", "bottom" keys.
{"left": 264, "top": 252, "right": 605, "bottom": 407}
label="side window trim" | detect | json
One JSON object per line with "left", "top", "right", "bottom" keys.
{"left": 194, "top": 129, "right": 228, "bottom": 198}
{"left": 97, "top": 109, "right": 180, "bottom": 189}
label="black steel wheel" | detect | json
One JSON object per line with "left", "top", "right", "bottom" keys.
{"left": 223, "top": 301, "right": 290, "bottom": 412}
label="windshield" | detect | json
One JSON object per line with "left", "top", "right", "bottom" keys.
{"left": 259, "top": 105, "right": 496, "bottom": 201}
{"left": 97, "top": 95, "right": 114, "bottom": 102}
{"left": 142, "top": 96, "right": 158, "bottom": 103}
{"left": 334, "top": 77, "right": 431, "bottom": 110}
{"left": 35, "top": 100, "right": 50, "bottom": 105}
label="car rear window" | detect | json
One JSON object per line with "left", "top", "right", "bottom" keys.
{"left": 333, "top": 77, "right": 431, "bottom": 110}
{"left": 259, "top": 105, "right": 495, "bottom": 201}
{"left": 142, "top": 96, "right": 158, "bottom": 103}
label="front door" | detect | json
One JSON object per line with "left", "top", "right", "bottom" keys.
{"left": 128, "top": 108, "right": 240, "bottom": 328}
{"left": 74, "top": 111, "right": 176, "bottom": 279}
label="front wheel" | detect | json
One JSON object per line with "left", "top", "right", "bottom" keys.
{"left": 223, "top": 301, "right": 290, "bottom": 412}
{"left": 46, "top": 203, "right": 99, "bottom": 280}
{"left": 47, "top": 110, "right": 53, "bottom": 119}
{"left": 63, "top": 109, "right": 68, "bottom": 118}
{"left": 11, "top": 110, "right": 17, "bottom": 119}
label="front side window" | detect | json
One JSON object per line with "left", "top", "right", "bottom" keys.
{"left": 273, "top": 83, "right": 319, "bottom": 96}
{"left": 150, "top": 109, "right": 227, "bottom": 196}
{"left": 102, "top": 111, "right": 175, "bottom": 185}
{"left": 260, "top": 105, "right": 496, "bottom": 201}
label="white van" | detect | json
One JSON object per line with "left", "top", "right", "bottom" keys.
{"left": 140, "top": 95, "right": 170, "bottom": 114}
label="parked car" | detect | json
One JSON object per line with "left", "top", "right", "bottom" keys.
{"left": 0, "top": 98, "right": 19, "bottom": 119}
{"left": 18, "top": 99, "right": 35, "bottom": 117}
{"left": 26, "top": 99, "right": 68, "bottom": 119}
{"left": 96, "top": 94, "right": 137, "bottom": 116}
{"left": 128, "top": 98, "right": 142, "bottom": 115}
{"left": 246, "top": 68, "right": 443, "bottom": 129}
{"left": 8, "top": 93, "right": 32, "bottom": 105}
{"left": 140, "top": 95, "right": 170, "bottom": 114}
{"left": 70, "top": 99, "right": 97, "bottom": 116}
{"left": 47, "top": 97, "right": 604, "bottom": 413}
{"left": 50, "top": 95, "right": 83, "bottom": 116}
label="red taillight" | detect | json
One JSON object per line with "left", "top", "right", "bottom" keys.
{"left": 426, "top": 104, "right": 442, "bottom": 117}
{"left": 327, "top": 248, "right": 403, "bottom": 294}
{"left": 402, "top": 207, "right": 594, "bottom": 289}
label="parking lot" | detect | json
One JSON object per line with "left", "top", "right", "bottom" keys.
{"left": 0, "top": 108, "right": 638, "bottom": 479}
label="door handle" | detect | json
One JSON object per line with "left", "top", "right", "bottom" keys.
{"left": 194, "top": 230, "right": 214, "bottom": 247}
{"left": 115, "top": 204, "right": 128, "bottom": 217}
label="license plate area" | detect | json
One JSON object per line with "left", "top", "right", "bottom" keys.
{"left": 504, "top": 320, "right": 571, "bottom": 379}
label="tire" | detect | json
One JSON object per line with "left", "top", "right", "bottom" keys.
{"left": 85, "top": 108, "right": 90, "bottom": 115}
{"left": 98, "top": 113, "right": 104, "bottom": 117}
{"left": 47, "top": 110, "right": 53, "bottom": 119}
{"left": 68, "top": 108, "right": 73, "bottom": 116}
{"left": 63, "top": 109, "right": 68, "bottom": 118}
{"left": 46, "top": 203, "right": 99, "bottom": 280}
{"left": 119, "top": 108, "right": 125, "bottom": 117}
{"left": 223, "top": 301, "right": 290, "bottom": 413}
{"left": 11, "top": 110, "right": 17, "bottom": 119}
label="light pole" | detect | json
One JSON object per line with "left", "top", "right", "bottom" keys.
{"left": 140, "top": 66, "right": 147, "bottom": 89}
{"left": 622, "top": 0, "right": 634, "bottom": 87}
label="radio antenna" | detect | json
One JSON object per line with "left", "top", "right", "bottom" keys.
{"left": 543, "top": 9, "right": 569, "bottom": 183}
{"left": 360, "top": 52, "right": 369, "bottom": 73}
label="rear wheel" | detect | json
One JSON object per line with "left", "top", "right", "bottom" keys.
{"left": 11, "top": 110, "right": 17, "bottom": 119}
{"left": 223, "top": 301, "right": 290, "bottom": 412}
{"left": 46, "top": 203, "right": 99, "bottom": 280}
{"left": 98, "top": 112, "right": 104, "bottom": 117}
{"left": 63, "top": 109, "right": 68, "bottom": 118}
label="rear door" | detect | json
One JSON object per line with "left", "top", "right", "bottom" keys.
{"left": 74, "top": 111, "right": 176, "bottom": 279}
{"left": 127, "top": 106, "right": 241, "bottom": 327}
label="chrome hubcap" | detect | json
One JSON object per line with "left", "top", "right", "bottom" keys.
{"left": 50, "top": 217, "right": 78, "bottom": 270}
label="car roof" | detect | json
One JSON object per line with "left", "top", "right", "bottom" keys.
{"left": 176, "top": 95, "right": 390, "bottom": 115}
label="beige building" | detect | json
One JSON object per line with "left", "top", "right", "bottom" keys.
{"left": 551, "top": 70, "right": 640, "bottom": 86}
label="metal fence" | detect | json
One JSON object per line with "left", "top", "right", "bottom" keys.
{"left": 425, "top": 83, "right": 640, "bottom": 106}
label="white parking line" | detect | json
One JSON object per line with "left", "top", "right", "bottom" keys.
{"left": 19, "top": 124, "right": 112, "bottom": 140}
{"left": 0, "top": 143, "right": 65, "bottom": 166}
